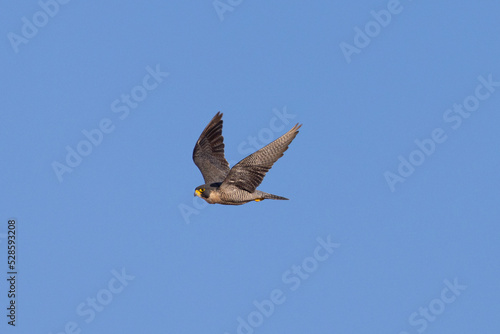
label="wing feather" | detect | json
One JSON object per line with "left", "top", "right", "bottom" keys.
{"left": 192, "top": 112, "right": 230, "bottom": 184}
{"left": 220, "top": 124, "right": 301, "bottom": 193}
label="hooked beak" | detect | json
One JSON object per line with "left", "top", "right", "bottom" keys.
{"left": 195, "top": 189, "right": 201, "bottom": 197}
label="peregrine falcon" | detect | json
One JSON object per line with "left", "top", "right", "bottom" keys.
{"left": 193, "top": 112, "right": 301, "bottom": 205}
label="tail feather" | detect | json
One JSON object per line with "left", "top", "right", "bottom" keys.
{"left": 260, "top": 192, "right": 289, "bottom": 201}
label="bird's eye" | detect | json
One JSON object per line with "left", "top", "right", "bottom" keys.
{"left": 200, "top": 188, "right": 205, "bottom": 192}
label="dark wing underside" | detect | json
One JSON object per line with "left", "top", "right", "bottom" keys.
{"left": 193, "top": 112, "right": 230, "bottom": 184}
{"left": 220, "top": 123, "right": 301, "bottom": 193}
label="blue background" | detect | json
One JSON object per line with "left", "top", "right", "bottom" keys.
{"left": 1, "top": 1, "right": 499, "bottom": 333}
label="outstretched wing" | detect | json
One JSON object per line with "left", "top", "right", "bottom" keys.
{"left": 220, "top": 124, "right": 301, "bottom": 193}
{"left": 193, "top": 112, "right": 230, "bottom": 184}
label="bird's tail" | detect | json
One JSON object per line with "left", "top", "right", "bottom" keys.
{"left": 255, "top": 192, "right": 289, "bottom": 201}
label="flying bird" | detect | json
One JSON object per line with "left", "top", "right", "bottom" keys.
{"left": 193, "top": 112, "right": 301, "bottom": 205}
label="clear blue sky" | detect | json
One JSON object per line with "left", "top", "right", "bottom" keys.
{"left": 1, "top": 1, "right": 500, "bottom": 333}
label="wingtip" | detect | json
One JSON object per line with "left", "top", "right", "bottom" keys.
{"left": 291, "top": 123, "right": 302, "bottom": 132}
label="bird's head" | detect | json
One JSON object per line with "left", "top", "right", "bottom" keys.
{"left": 194, "top": 182, "right": 222, "bottom": 199}
{"left": 194, "top": 184, "right": 212, "bottom": 199}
